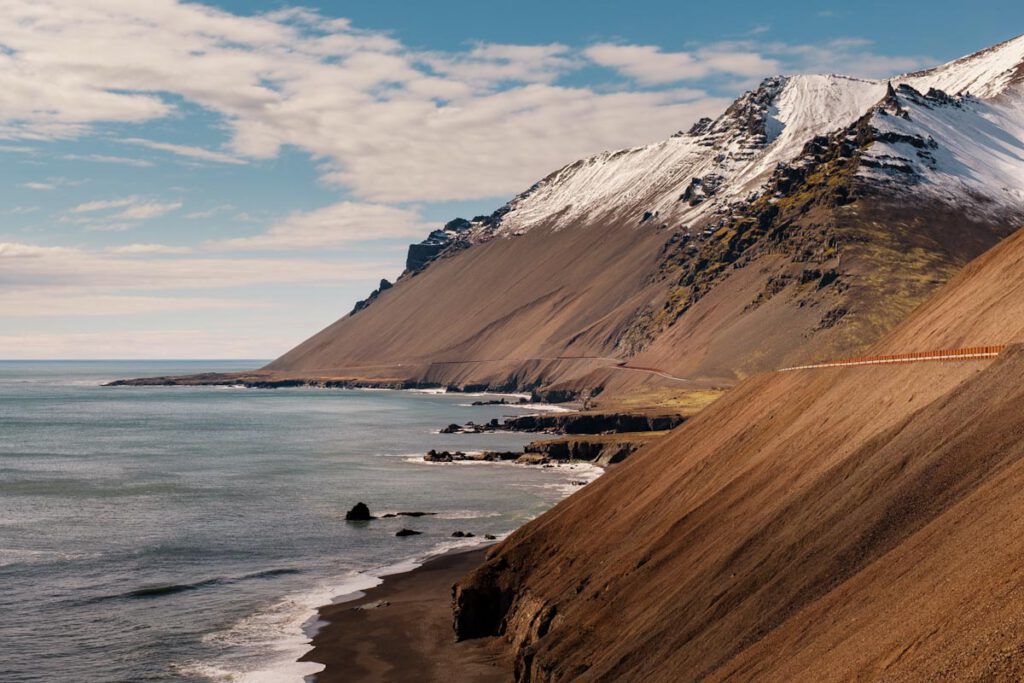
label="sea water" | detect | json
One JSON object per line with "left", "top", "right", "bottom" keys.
{"left": 0, "top": 361, "right": 598, "bottom": 682}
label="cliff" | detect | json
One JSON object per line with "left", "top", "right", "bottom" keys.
{"left": 452, "top": 227, "right": 1024, "bottom": 680}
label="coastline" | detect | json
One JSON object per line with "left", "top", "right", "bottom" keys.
{"left": 301, "top": 546, "right": 508, "bottom": 682}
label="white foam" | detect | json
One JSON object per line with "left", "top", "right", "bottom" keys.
{"left": 514, "top": 403, "right": 573, "bottom": 413}
{"left": 436, "top": 510, "right": 503, "bottom": 520}
{"left": 189, "top": 458, "right": 601, "bottom": 682}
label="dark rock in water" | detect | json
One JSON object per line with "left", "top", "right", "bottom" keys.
{"left": 396, "top": 511, "right": 436, "bottom": 517}
{"left": 424, "top": 449, "right": 453, "bottom": 462}
{"left": 484, "top": 534, "right": 497, "bottom": 540}
{"left": 439, "top": 423, "right": 462, "bottom": 434}
{"left": 425, "top": 450, "right": 473, "bottom": 462}
{"left": 481, "top": 451, "right": 519, "bottom": 461}
{"left": 345, "top": 502, "right": 375, "bottom": 521}
{"left": 396, "top": 528, "right": 422, "bottom": 537}
{"left": 452, "top": 531, "right": 475, "bottom": 538}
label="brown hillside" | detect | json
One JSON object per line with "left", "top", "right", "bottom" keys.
{"left": 264, "top": 195, "right": 1010, "bottom": 394}
{"left": 452, "top": 227, "right": 1024, "bottom": 681}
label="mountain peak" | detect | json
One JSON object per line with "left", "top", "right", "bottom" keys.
{"left": 902, "top": 33, "right": 1024, "bottom": 99}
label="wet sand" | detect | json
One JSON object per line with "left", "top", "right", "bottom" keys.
{"left": 301, "top": 547, "right": 509, "bottom": 682}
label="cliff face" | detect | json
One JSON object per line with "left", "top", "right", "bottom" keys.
{"left": 453, "top": 228, "right": 1024, "bottom": 681}
{"left": 264, "top": 36, "right": 1024, "bottom": 395}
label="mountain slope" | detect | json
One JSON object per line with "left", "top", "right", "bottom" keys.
{"left": 266, "top": 35, "right": 1024, "bottom": 394}
{"left": 453, "top": 226, "right": 1024, "bottom": 681}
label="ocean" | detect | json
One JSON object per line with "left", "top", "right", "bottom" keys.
{"left": 0, "top": 361, "right": 598, "bottom": 682}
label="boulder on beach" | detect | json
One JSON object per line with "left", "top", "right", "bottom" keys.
{"left": 484, "top": 534, "right": 497, "bottom": 540}
{"left": 395, "top": 528, "right": 422, "bottom": 537}
{"left": 345, "top": 502, "right": 375, "bottom": 521}
{"left": 439, "top": 423, "right": 462, "bottom": 434}
{"left": 451, "top": 531, "right": 475, "bottom": 538}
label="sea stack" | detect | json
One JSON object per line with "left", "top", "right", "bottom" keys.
{"left": 344, "top": 502, "right": 375, "bottom": 521}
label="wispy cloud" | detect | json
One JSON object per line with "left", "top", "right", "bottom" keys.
{"left": 64, "top": 196, "right": 183, "bottom": 232}
{"left": 72, "top": 197, "right": 139, "bottom": 213}
{"left": 210, "top": 202, "right": 424, "bottom": 251}
{"left": 186, "top": 205, "right": 234, "bottom": 220}
{"left": 106, "top": 244, "right": 193, "bottom": 255}
{"left": 21, "top": 181, "right": 56, "bottom": 191}
{"left": 62, "top": 153, "right": 154, "bottom": 168}
{"left": 113, "top": 200, "right": 182, "bottom": 221}
{"left": 0, "top": 241, "right": 396, "bottom": 290}
{"left": 119, "top": 138, "right": 245, "bottom": 165}
{"left": 584, "top": 43, "right": 779, "bottom": 85}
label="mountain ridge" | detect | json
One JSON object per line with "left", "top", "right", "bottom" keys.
{"left": 126, "top": 35, "right": 1024, "bottom": 398}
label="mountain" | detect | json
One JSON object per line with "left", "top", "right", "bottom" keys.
{"left": 452, "top": 221, "right": 1024, "bottom": 682}
{"left": 263, "top": 35, "right": 1024, "bottom": 397}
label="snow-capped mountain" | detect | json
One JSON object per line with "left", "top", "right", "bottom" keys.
{"left": 267, "top": 35, "right": 1024, "bottom": 394}
{"left": 488, "top": 33, "right": 1024, "bottom": 239}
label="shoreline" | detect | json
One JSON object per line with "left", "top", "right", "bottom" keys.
{"left": 300, "top": 546, "right": 508, "bottom": 682}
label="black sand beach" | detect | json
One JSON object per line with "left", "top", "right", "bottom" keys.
{"left": 302, "top": 547, "right": 509, "bottom": 682}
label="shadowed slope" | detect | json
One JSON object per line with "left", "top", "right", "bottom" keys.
{"left": 452, "top": 227, "right": 1024, "bottom": 681}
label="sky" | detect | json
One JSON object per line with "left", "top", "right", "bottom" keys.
{"left": 2, "top": 1, "right": 1022, "bottom": 359}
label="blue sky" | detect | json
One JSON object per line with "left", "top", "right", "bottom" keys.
{"left": 1, "top": 0, "right": 1022, "bottom": 359}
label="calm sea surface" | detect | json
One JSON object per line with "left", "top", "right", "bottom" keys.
{"left": 0, "top": 361, "right": 597, "bottom": 682}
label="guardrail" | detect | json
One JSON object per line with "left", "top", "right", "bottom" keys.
{"left": 778, "top": 345, "right": 1006, "bottom": 372}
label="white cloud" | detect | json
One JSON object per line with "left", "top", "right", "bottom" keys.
{"left": 0, "top": 329, "right": 287, "bottom": 359}
{"left": 64, "top": 196, "right": 182, "bottom": 230}
{"left": 119, "top": 138, "right": 244, "bottom": 165}
{"left": 210, "top": 202, "right": 424, "bottom": 250}
{"left": 72, "top": 197, "right": 139, "bottom": 213}
{"left": 186, "top": 204, "right": 233, "bottom": 219}
{"left": 0, "top": 291, "right": 253, "bottom": 316}
{"left": 106, "top": 243, "right": 192, "bottom": 254}
{"left": 764, "top": 38, "right": 932, "bottom": 78}
{"left": 21, "top": 181, "right": 56, "bottom": 190}
{"left": 0, "top": 241, "right": 395, "bottom": 290}
{"left": 422, "top": 43, "right": 579, "bottom": 88}
{"left": 113, "top": 200, "right": 182, "bottom": 221}
{"left": 62, "top": 153, "right": 154, "bottom": 167}
{"left": 0, "top": 2, "right": 733, "bottom": 202}
{"left": 584, "top": 43, "right": 780, "bottom": 84}
{"left": 0, "top": 3, "right": 933, "bottom": 206}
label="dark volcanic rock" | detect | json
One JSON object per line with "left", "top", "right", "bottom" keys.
{"left": 439, "top": 423, "right": 462, "bottom": 434}
{"left": 504, "top": 412, "right": 685, "bottom": 435}
{"left": 425, "top": 449, "right": 454, "bottom": 462}
{"left": 395, "top": 528, "right": 422, "bottom": 537}
{"left": 345, "top": 502, "right": 375, "bottom": 521}
{"left": 452, "top": 531, "right": 475, "bottom": 538}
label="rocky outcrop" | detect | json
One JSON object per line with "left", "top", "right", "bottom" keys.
{"left": 522, "top": 435, "right": 657, "bottom": 466}
{"left": 503, "top": 412, "right": 684, "bottom": 434}
{"left": 344, "top": 502, "right": 375, "bottom": 521}
{"left": 423, "top": 450, "right": 518, "bottom": 463}
{"left": 395, "top": 528, "right": 421, "bottom": 537}
{"left": 350, "top": 278, "right": 392, "bottom": 315}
